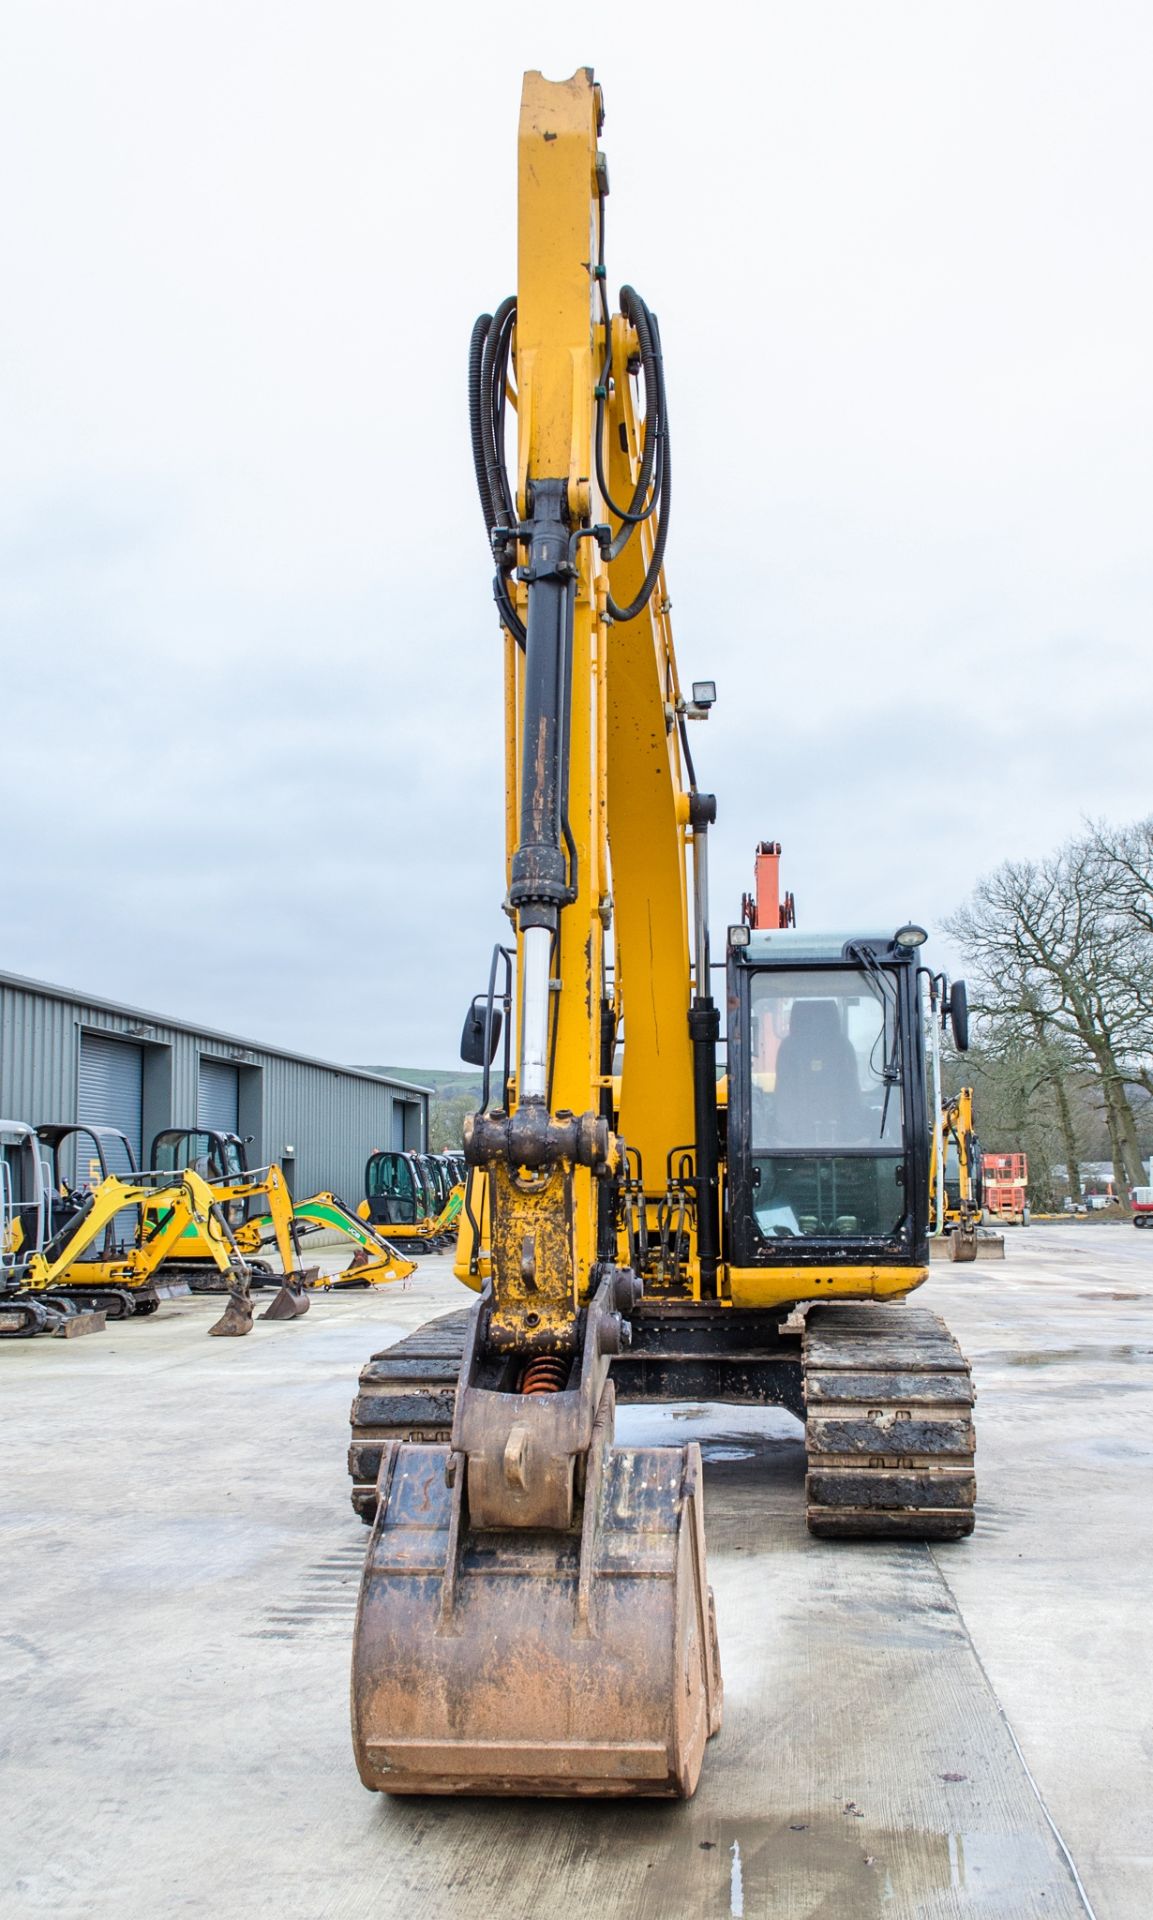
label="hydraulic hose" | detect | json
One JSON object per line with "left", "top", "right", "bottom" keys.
{"left": 468, "top": 299, "right": 526, "bottom": 646}
{"left": 468, "top": 313, "right": 496, "bottom": 534}
{"left": 468, "top": 225, "right": 672, "bottom": 638}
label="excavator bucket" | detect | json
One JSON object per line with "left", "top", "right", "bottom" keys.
{"left": 948, "top": 1226, "right": 979, "bottom": 1263}
{"left": 259, "top": 1273, "right": 314, "bottom": 1319}
{"left": 207, "top": 1288, "right": 255, "bottom": 1336}
{"left": 351, "top": 1436, "right": 721, "bottom": 1798}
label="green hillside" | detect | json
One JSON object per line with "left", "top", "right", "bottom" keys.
{"left": 359, "top": 1066, "right": 483, "bottom": 1152}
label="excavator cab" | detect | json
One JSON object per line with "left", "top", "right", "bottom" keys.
{"left": 38, "top": 1123, "right": 138, "bottom": 1196}
{"left": 151, "top": 1129, "right": 250, "bottom": 1231}
{"left": 727, "top": 929, "right": 934, "bottom": 1269}
{"left": 152, "top": 1128, "right": 248, "bottom": 1183}
{"left": 364, "top": 1151, "right": 429, "bottom": 1228}
{"left": 420, "top": 1154, "right": 452, "bottom": 1212}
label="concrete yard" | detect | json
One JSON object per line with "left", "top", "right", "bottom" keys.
{"left": 3, "top": 1225, "right": 1150, "bottom": 1919}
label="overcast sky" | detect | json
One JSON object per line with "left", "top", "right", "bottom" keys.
{"left": 3, "top": 2, "right": 1150, "bottom": 1068}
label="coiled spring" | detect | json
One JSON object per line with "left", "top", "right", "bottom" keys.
{"left": 519, "top": 1354, "right": 569, "bottom": 1395}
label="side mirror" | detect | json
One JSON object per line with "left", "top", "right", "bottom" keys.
{"left": 460, "top": 995, "right": 502, "bottom": 1067}
{"left": 949, "top": 980, "right": 970, "bottom": 1052}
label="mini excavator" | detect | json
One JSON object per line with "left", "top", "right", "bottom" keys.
{"left": 349, "top": 69, "right": 977, "bottom": 1801}
{"left": 359, "top": 1149, "right": 463, "bottom": 1253}
{"left": 5, "top": 1165, "right": 272, "bottom": 1335}
{"left": 144, "top": 1129, "right": 414, "bottom": 1290}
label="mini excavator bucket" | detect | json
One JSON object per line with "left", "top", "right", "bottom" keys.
{"left": 259, "top": 1269, "right": 315, "bottom": 1318}
{"left": 351, "top": 1282, "right": 722, "bottom": 1797}
{"left": 208, "top": 1286, "right": 255, "bottom": 1336}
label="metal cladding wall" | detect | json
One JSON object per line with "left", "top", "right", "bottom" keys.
{"left": 263, "top": 1062, "right": 424, "bottom": 1207}
{"left": 0, "top": 971, "right": 427, "bottom": 1205}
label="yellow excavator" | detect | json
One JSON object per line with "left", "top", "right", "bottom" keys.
{"left": 144, "top": 1129, "right": 414, "bottom": 1290}
{"left": 929, "top": 1086, "right": 1004, "bottom": 1261}
{"left": 5, "top": 1164, "right": 288, "bottom": 1335}
{"left": 235, "top": 1193, "right": 416, "bottom": 1288}
{"left": 349, "top": 69, "right": 977, "bottom": 1801}
{"left": 358, "top": 1149, "right": 463, "bottom": 1253}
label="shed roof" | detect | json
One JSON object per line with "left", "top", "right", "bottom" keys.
{"left": 0, "top": 968, "right": 432, "bottom": 1098}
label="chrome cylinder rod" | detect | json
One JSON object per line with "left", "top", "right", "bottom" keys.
{"left": 520, "top": 925, "right": 552, "bottom": 1101}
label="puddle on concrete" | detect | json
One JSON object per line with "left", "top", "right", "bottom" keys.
{"left": 618, "top": 1406, "right": 804, "bottom": 1480}
{"left": 1000, "top": 1344, "right": 1152, "bottom": 1366}
{"left": 639, "top": 1815, "right": 1074, "bottom": 1918}
{"left": 378, "top": 1797, "right": 1080, "bottom": 1919}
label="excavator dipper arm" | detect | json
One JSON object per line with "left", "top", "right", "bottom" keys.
{"left": 351, "top": 69, "right": 721, "bottom": 1799}
{"left": 19, "top": 1170, "right": 258, "bottom": 1334}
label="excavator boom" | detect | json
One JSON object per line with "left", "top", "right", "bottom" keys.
{"left": 351, "top": 68, "right": 721, "bottom": 1799}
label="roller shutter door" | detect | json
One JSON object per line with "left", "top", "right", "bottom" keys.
{"left": 77, "top": 1033, "right": 143, "bottom": 1166}
{"left": 198, "top": 1059, "right": 240, "bottom": 1134}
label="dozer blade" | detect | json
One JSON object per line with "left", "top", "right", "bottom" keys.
{"left": 351, "top": 1438, "right": 721, "bottom": 1798}
{"left": 207, "top": 1288, "right": 255, "bottom": 1337}
{"left": 259, "top": 1272, "right": 314, "bottom": 1319}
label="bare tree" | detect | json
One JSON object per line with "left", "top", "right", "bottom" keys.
{"left": 945, "top": 834, "right": 1153, "bottom": 1206}
{"left": 1087, "top": 815, "right": 1153, "bottom": 936}
{"left": 1086, "top": 816, "right": 1153, "bottom": 1102}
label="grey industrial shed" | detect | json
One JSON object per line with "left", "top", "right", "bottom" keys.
{"left": 0, "top": 969, "right": 429, "bottom": 1204}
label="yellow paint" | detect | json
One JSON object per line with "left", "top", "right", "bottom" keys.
{"left": 516, "top": 70, "right": 600, "bottom": 516}
{"left": 726, "top": 1264, "right": 930, "bottom": 1309}
{"left": 603, "top": 315, "right": 697, "bottom": 1201}
{"left": 474, "top": 71, "right": 946, "bottom": 1334}
{"left": 22, "top": 1169, "right": 248, "bottom": 1292}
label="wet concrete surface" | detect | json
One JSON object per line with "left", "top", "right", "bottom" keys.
{"left": 1, "top": 1225, "right": 1149, "bottom": 1917}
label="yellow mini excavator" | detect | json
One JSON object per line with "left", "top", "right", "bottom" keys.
{"left": 358, "top": 1149, "right": 462, "bottom": 1253}
{"left": 348, "top": 69, "right": 977, "bottom": 1801}
{"left": 5, "top": 1165, "right": 283, "bottom": 1335}
{"left": 144, "top": 1128, "right": 413, "bottom": 1292}
{"left": 236, "top": 1192, "right": 416, "bottom": 1289}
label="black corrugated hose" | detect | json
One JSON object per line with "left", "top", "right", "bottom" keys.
{"left": 468, "top": 229, "right": 671, "bottom": 637}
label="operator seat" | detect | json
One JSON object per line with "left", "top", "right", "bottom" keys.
{"left": 772, "top": 999, "right": 865, "bottom": 1145}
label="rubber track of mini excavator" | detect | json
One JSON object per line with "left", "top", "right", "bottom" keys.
{"left": 348, "top": 1309, "right": 470, "bottom": 1523}
{"left": 803, "top": 1305, "right": 976, "bottom": 1540}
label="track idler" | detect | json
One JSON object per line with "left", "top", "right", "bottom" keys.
{"left": 0, "top": 1296, "right": 61, "bottom": 1338}
{"left": 351, "top": 1279, "right": 722, "bottom": 1797}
